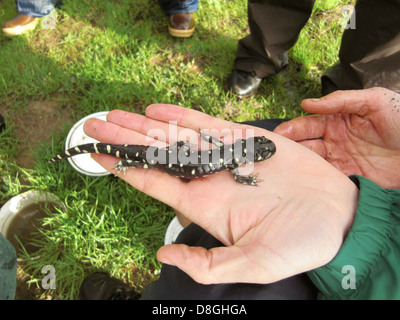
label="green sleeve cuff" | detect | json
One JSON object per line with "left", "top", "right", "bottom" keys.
{"left": 307, "top": 175, "right": 400, "bottom": 300}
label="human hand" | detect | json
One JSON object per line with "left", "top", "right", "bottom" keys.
{"left": 83, "top": 105, "right": 359, "bottom": 284}
{"left": 274, "top": 87, "right": 400, "bottom": 189}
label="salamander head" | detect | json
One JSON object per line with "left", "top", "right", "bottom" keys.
{"left": 253, "top": 136, "right": 276, "bottom": 162}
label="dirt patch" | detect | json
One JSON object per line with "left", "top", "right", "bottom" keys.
{"left": 2, "top": 98, "right": 73, "bottom": 169}
{"left": 14, "top": 267, "right": 53, "bottom": 300}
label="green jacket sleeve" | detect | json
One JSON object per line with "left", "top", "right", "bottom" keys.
{"left": 307, "top": 175, "right": 400, "bottom": 300}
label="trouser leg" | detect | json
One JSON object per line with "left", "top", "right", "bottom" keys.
{"left": 322, "top": 0, "right": 400, "bottom": 94}
{"left": 0, "top": 234, "right": 17, "bottom": 300}
{"left": 158, "top": 0, "right": 199, "bottom": 15}
{"left": 17, "top": 0, "right": 62, "bottom": 18}
{"left": 141, "top": 224, "right": 316, "bottom": 300}
{"left": 234, "top": 0, "right": 315, "bottom": 78}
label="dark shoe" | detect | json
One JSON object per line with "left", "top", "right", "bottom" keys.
{"left": 79, "top": 272, "right": 140, "bottom": 300}
{"left": 321, "top": 63, "right": 342, "bottom": 95}
{"left": 2, "top": 14, "right": 40, "bottom": 36}
{"left": 168, "top": 13, "right": 195, "bottom": 38}
{"left": 321, "top": 75, "right": 339, "bottom": 96}
{"left": 226, "top": 70, "right": 263, "bottom": 98}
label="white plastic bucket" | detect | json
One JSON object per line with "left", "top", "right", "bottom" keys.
{"left": 0, "top": 190, "right": 65, "bottom": 261}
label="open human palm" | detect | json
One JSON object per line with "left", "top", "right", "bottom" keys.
{"left": 274, "top": 88, "right": 400, "bottom": 189}
{"left": 83, "top": 104, "right": 358, "bottom": 284}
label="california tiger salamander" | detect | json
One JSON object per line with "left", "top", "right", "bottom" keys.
{"left": 50, "top": 130, "right": 276, "bottom": 186}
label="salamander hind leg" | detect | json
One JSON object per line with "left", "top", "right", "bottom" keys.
{"left": 231, "top": 168, "right": 262, "bottom": 186}
{"left": 168, "top": 141, "right": 197, "bottom": 152}
{"left": 111, "top": 159, "right": 150, "bottom": 175}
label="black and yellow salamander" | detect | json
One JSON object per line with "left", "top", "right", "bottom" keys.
{"left": 50, "top": 130, "right": 276, "bottom": 186}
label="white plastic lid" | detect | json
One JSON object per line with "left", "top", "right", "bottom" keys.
{"left": 65, "top": 111, "right": 110, "bottom": 177}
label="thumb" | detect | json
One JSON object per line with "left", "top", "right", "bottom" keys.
{"left": 157, "top": 244, "right": 274, "bottom": 285}
{"left": 301, "top": 88, "right": 383, "bottom": 115}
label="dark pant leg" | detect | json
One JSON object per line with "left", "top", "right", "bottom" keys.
{"left": 141, "top": 119, "right": 317, "bottom": 300}
{"left": 240, "top": 118, "right": 288, "bottom": 131}
{"left": 141, "top": 224, "right": 317, "bottom": 300}
{"left": 234, "top": 0, "right": 315, "bottom": 78}
{"left": 322, "top": 0, "right": 400, "bottom": 94}
{"left": 0, "top": 234, "right": 17, "bottom": 300}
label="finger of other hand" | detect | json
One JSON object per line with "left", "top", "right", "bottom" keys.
{"left": 298, "top": 139, "right": 327, "bottom": 158}
{"left": 274, "top": 115, "right": 326, "bottom": 141}
{"left": 301, "top": 87, "right": 388, "bottom": 115}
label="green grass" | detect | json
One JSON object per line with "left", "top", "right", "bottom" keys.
{"left": 0, "top": 0, "right": 354, "bottom": 299}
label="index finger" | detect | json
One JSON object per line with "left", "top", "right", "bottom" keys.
{"left": 146, "top": 104, "right": 265, "bottom": 134}
{"left": 273, "top": 114, "right": 327, "bottom": 141}
{"left": 145, "top": 104, "right": 280, "bottom": 147}
{"left": 301, "top": 87, "right": 395, "bottom": 116}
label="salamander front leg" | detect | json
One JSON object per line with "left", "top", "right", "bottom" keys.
{"left": 199, "top": 129, "right": 224, "bottom": 148}
{"left": 231, "top": 168, "right": 262, "bottom": 186}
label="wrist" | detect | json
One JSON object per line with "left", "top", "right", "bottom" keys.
{"left": 338, "top": 176, "right": 359, "bottom": 240}
{"left": 308, "top": 175, "right": 398, "bottom": 299}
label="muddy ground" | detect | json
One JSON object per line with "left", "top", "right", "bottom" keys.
{"left": 0, "top": 97, "right": 73, "bottom": 168}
